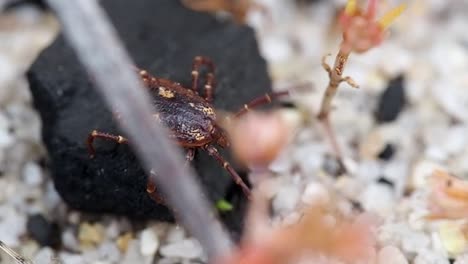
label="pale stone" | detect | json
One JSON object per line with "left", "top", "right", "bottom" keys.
{"left": 301, "top": 182, "right": 329, "bottom": 206}
{"left": 140, "top": 227, "right": 159, "bottom": 257}
{"left": 377, "top": 246, "right": 408, "bottom": 264}
{"left": 160, "top": 238, "right": 203, "bottom": 260}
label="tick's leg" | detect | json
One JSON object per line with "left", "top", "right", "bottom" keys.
{"left": 146, "top": 173, "right": 164, "bottom": 204}
{"left": 87, "top": 130, "right": 128, "bottom": 158}
{"left": 185, "top": 148, "right": 196, "bottom": 164}
{"left": 191, "top": 56, "right": 216, "bottom": 102}
{"left": 134, "top": 67, "right": 162, "bottom": 87}
{"left": 136, "top": 68, "right": 151, "bottom": 81}
{"left": 234, "top": 91, "right": 290, "bottom": 117}
{"left": 146, "top": 149, "right": 196, "bottom": 204}
{"left": 205, "top": 144, "right": 252, "bottom": 199}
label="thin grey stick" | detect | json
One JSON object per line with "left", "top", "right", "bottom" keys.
{"left": 44, "top": 0, "right": 232, "bottom": 259}
{"left": 0, "top": 240, "right": 33, "bottom": 264}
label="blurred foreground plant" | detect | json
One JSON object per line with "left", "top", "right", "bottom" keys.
{"left": 427, "top": 169, "right": 468, "bottom": 220}
{"left": 318, "top": 0, "right": 406, "bottom": 161}
{"left": 219, "top": 109, "right": 379, "bottom": 264}
{"left": 225, "top": 110, "right": 293, "bottom": 168}
{"left": 220, "top": 190, "right": 379, "bottom": 264}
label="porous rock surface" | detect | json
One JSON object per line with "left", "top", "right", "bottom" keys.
{"left": 28, "top": 0, "right": 271, "bottom": 228}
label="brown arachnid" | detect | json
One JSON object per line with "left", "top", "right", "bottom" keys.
{"left": 86, "top": 56, "right": 288, "bottom": 201}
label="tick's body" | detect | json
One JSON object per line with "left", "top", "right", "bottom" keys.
{"left": 87, "top": 56, "right": 287, "bottom": 201}
{"left": 148, "top": 78, "right": 222, "bottom": 147}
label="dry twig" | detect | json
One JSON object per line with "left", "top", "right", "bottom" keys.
{"left": 317, "top": 0, "right": 406, "bottom": 161}
{"left": 0, "top": 240, "right": 32, "bottom": 264}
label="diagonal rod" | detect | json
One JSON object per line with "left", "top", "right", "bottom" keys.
{"left": 44, "top": 0, "right": 232, "bottom": 259}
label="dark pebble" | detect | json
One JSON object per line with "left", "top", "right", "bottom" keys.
{"left": 322, "top": 154, "right": 346, "bottom": 177}
{"left": 4, "top": 0, "right": 47, "bottom": 10}
{"left": 350, "top": 200, "right": 364, "bottom": 212}
{"left": 375, "top": 75, "right": 406, "bottom": 123}
{"left": 378, "top": 143, "right": 396, "bottom": 161}
{"left": 26, "top": 214, "right": 61, "bottom": 249}
{"left": 376, "top": 176, "right": 395, "bottom": 189}
{"left": 27, "top": 0, "right": 271, "bottom": 234}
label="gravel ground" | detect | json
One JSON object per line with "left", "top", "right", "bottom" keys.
{"left": 2, "top": 0, "right": 468, "bottom": 263}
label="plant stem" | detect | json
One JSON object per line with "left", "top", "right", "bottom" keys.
{"left": 317, "top": 47, "right": 357, "bottom": 165}
{"left": 317, "top": 49, "right": 350, "bottom": 120}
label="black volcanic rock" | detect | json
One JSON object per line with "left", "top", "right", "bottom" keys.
{"left": 28, "top": 0, "right": 271, "bottom": 230}
{"left": 375, "top": 75, "right": 406, "bottom": 123}
{"left": 377, "top": 143, "right": 395, "bottom": 161}
{"left": 26, "top": 214, "right": 61, "bottom": 249}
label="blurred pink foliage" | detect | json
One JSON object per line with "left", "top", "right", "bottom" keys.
{"left": 220, "top": 196, "right": 380, "bottom": 264}
{"left": 339, "top": 0, "right": 406, "bottom": 54}
{"left": 427, "top": 170, "right": 468, "bottom": 220}
{"left": 225, "top": 111, "right": 292, "bottom": 167}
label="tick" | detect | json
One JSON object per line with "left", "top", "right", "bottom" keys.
{"left": 86, "top": 56, "right": 288, "bottom": 201}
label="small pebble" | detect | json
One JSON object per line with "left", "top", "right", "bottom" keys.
{"left": 159, "top": 238, "right": 203, "bottom": 259}
{"left": 382, "top": 160, "right": 409, "bottom": 197}
{"left": 165, "top": 225, "right": 186, "bottom": 243}
{"left": 272, "top": 184, "right": 300, "bottom": 213}
{"left": 376, "top": 176, "right": 395, "bottom": 189}
{"left": 282, "top": 212, "right": 301, "bottom": 226}
{"left": 375, "top": 75, "right": 406, "bottom": 123}
{"left": 260, "top": 35, "right": 294, "bottom": 63}
{"left": 407, "top": 210, "right": 429, "bottom": 231}
{"left": 116, "top": 232, "right": 134, "bottom": 253}
{"left": 58, "top": 253, "right": 85, "bottom": 264}
{"left": 377, "top": 246, "right": 408, "bottom": 264}
{"left": 401, "top": 232, "right": 431, "bottom": 255}
{"left": 301, "top": 182, "right": 329, "bottom": 205}
{"left": 78, "top": 222, "right": 105, "bottom": 248}
{"left": 97, "top": 242, "right": 122, "bottom": 264}
{"left": 20, "top": 240, "right": 39, "bottom": 261}
{"left": 43, "top": 182, "right": 62, "bottom": 212}
{"left": 360, "top": 130, "right": 385, "bottom": 159}
{"left": 322, "top": 154, "right": 346, "bottom": 177}
{"left": 378, "top": 43, "right": 412, "bottom": 77}
{"left": 158, "top": 257, "right": 183, "bottom": 264}
{"left": 359, "top": 184, "right": 395, "bottom": 216}
{"left": 61, "top": 228, "right": 80, "bottom": 252}
{"left": 440, "top": 125, "right": 467, "bottom": 156}
{"left": 22, "top": 162, "right": 43, "bottom": 186}
{"left": 81, "top": 248, "right": 99, "bottom": 263}
{"left": 140, "top": 227, "right": 159, "bottom": 257}
{"left": 105, "top": 220, "right": 120, "bottom": 240}
{"left": 356, "top": 160, "right": 382, "bottom": 182}
{"left": 439, "top": 221, "right": 468, "bottom": 256}
{"left": 33, "top": 247, "right": 55, "bottom": 264}
{"left": 152, "top": 222, "right": 170, "bottom": 238}
{"left": 27, "top": 214, "right": 61, "bottom": 249}
{"left": 122, "top": 239, "right": 145, "bottom": 264}
{"left": 431, "top": 78, "right": 468, "bottom": 123}
{"left": 432, "top": 230, "right": 447, "bottom": 254}
{"left": 0, "top": 206, "right": 27, "bottom": 247}
{"left": 455, "top": 254, "right": 468, "bottom": 264}
{"left": 413, "top": 249, "right": 450, "bottom": 264}
{"left": 378, "top": 144, "right": 396, "bottom": 161}
{"left": 0, "top": 128, "right": 14, "bottom": 148}
{"left": 410, "top": 160, "right": 443, "bottom": 189}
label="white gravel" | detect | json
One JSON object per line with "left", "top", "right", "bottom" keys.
{"left": 2, "top": 1, "right": 468, "bottom": 264}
